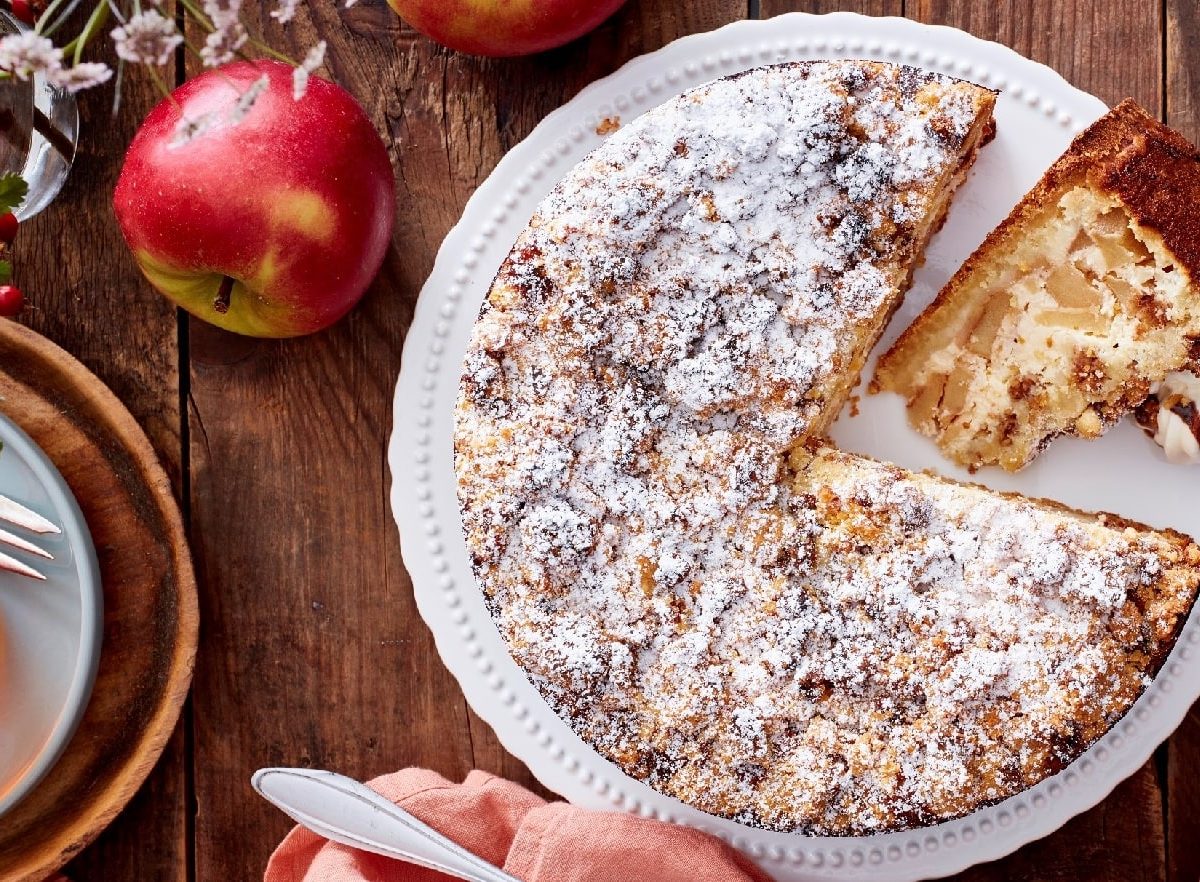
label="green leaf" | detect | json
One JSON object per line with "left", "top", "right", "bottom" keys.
{"left": 0, "top": 260, "right": 11, "bottom": 285}
{"left": 0, "top": 174, "right": 28, "bottom": 215}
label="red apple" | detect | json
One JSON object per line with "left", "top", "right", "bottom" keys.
{"left": 114, "top": 61, "right": 395, "bottom": 338}
{"left": 387, "top": 0, "right": 627, "bottom": 57}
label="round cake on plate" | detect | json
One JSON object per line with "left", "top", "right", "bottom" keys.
{"left": 453, "top": 60, "right": 1200, "bottom": 834}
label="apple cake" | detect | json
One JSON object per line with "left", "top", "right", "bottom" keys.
{"left": 875, "top": 100, "right": 1200, "bottom": 472}
{"left": 454, "top": 63, "right": 1200, "bottom": 834}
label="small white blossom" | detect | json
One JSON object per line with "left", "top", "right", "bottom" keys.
{"left": 203, "top": 0, "right": 243, "bottom": 19}
{"left": 47, "top": 62, "right": 113, "bottom": 93}
{"left": 0, "top": 32, "right": 63, "bottom": 81}
{"left": 227, "top": 74, "right": 269, "bottom": 124}
{"left": 112, "top": 11, "right": 183, "bottom": 66}
{"left": 170, "top": 111, "right": 220, "bottom": 147}
{"left": 199, "top": 17, "right": 248, "bottom": 67}
{"left": 202, "top": 0, "right": 242, "bottom": 34}
{"left": 271, "top": 0, "right": 302, "bottom": 24}
{"left": 344, "top": 0, "right": 357, "bottom": 6}
{"left": 292, "top": 40, "right": 324, "bottom": 100}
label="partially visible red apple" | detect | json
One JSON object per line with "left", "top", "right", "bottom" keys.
{"left": 387, "top": 0, "right": 628, "bottom": 57}
{"left": 114, "top": 61, "right": 395, "bottom": 338}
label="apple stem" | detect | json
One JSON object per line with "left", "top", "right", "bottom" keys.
{"left": 214, "top": 276, "right": 234, "bottom": 314}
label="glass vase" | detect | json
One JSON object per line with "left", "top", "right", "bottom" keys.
{"left": 0, "top": 10, "right": 79, "bottom": 220}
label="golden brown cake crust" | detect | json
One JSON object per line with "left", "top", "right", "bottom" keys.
{"left": 1099, "top": 103, "right": 1200, "bottom": 281}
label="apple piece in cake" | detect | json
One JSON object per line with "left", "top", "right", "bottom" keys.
{"left": 875, "top": 100, "right": 1200, "bottom": 472}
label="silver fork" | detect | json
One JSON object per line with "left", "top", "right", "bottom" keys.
{"left": 0, "top": 493, "right": 58, "bottom": 580}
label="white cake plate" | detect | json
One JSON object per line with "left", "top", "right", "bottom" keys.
{"left": 390, "top": 12, "right": 1200, "bottom": 880}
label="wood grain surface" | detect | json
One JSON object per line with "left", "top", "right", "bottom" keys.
{"left": 1166, "top": 4, "right": 1200, "bottom": 880}
{"left": 0, "top": 0, "right": 1186, "bottom": 880}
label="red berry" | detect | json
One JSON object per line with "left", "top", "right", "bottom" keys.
{"left": 0, "top": 285, "right": 24, "bottom": 317}
{"left": 10, "top": 0, "right": 34, "bottom": 25}
{"left": 0, "top": 213, "right": 18, "bottom": 244}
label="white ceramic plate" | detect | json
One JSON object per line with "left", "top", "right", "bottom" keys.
{"left": 0, "top": 412, "right": 101, "bottom": 817}
{"left": 390, "top": 12, "right": 1200, "bottom": 881}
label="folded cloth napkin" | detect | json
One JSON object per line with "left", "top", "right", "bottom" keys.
{"left": 265, "top": 768, "right": 774, "bottom": 882}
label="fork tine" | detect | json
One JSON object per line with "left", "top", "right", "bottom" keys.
{"left": 0, "top": 527, "right": 52, "bottom": 560}
{"left": 0, "top": 494, "right": 60, "bottom": 534}
{"left": 0, "top": 549, "right": 46, "bottom": 580}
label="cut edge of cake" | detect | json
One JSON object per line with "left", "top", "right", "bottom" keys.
{"left": 874, "top": 99, "right": 1200, "bottom": 472}
{"left": 804, "top": 81, "right": 997, "bottom": 440}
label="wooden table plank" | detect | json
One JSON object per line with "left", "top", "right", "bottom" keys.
{"left": 60, "top": 728, "right": 190, "bottom": 882}
{"left": 761, "top": 1, "right": 902, "bottom": 16}
{"left": 909, "top": 0, "right": 1161, "bottom": 110}
{"left": 1165, "top": 3, "right": 1200, "bottom": 879}
{"left": 13, "top": 22, "right": 189, "bottom": 882}
{"left": 1167, "top": 706, "right": 1200, "bottom": 882}
{"left": 186, "top": 2, "right": 745, "bottom": 878}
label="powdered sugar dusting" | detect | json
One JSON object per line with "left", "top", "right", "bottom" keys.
{"left": 454, "top": 61, "right": 1199, "bottom": 834}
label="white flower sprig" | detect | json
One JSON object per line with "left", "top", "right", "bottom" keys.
{"left": 0, "top": 0, "right": 330, "bottom": 141}
{"left": 171, "top": 0, "right": 330, "bottom": 142}
{"left": 204, "top": 0, "right": 243, "bottom": 21}
{"left": 227, "top": 73, "right": 268, "bottom": 124}
{"left": 271, "top": 0, "right": 301, "bottom": 24}
{"left": 292, "top": 39, "right": 324, "bottom": 100}
{"left": 49, "top": 61, "right": 112, "bottom": 92}
{"left": 0, "top": 30, "right": 112, "bottom": 92}
{"left": 0, "top": 31, "right": 60, "bottom": 80}
{"left": 198, "top": 17, "right": 247, "bottom": 67}
{"left": 111, "top": 10, "right": 182, "bottom": 66}
{"left": 169, "top": 110, "right": 218, "bottom": 147}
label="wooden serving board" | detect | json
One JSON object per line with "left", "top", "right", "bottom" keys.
{"left": 0, "top": 321, "right": 197, "bottom": 882}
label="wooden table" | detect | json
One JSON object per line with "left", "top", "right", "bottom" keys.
{"left": 20, "top": 0, "right": 1197, "bottom": 879}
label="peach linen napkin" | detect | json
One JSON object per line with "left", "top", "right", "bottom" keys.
{"left": 265, "top": 768, "right": 774, "bottom": 882}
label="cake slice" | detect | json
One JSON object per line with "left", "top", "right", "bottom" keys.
{"left": 759, "top": 444, "right": 1200, "bottom": 831}
{"left": 875, "top": 100, "right": 1200, "bottom": 471}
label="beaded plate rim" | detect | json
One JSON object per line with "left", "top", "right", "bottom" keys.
{"left": 389, "top": 12, "right": 1196, "bottom": 881}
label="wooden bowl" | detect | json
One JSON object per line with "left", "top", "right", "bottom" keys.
{"left": 0, "top": 321, "right": 198, "bottom": 882}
